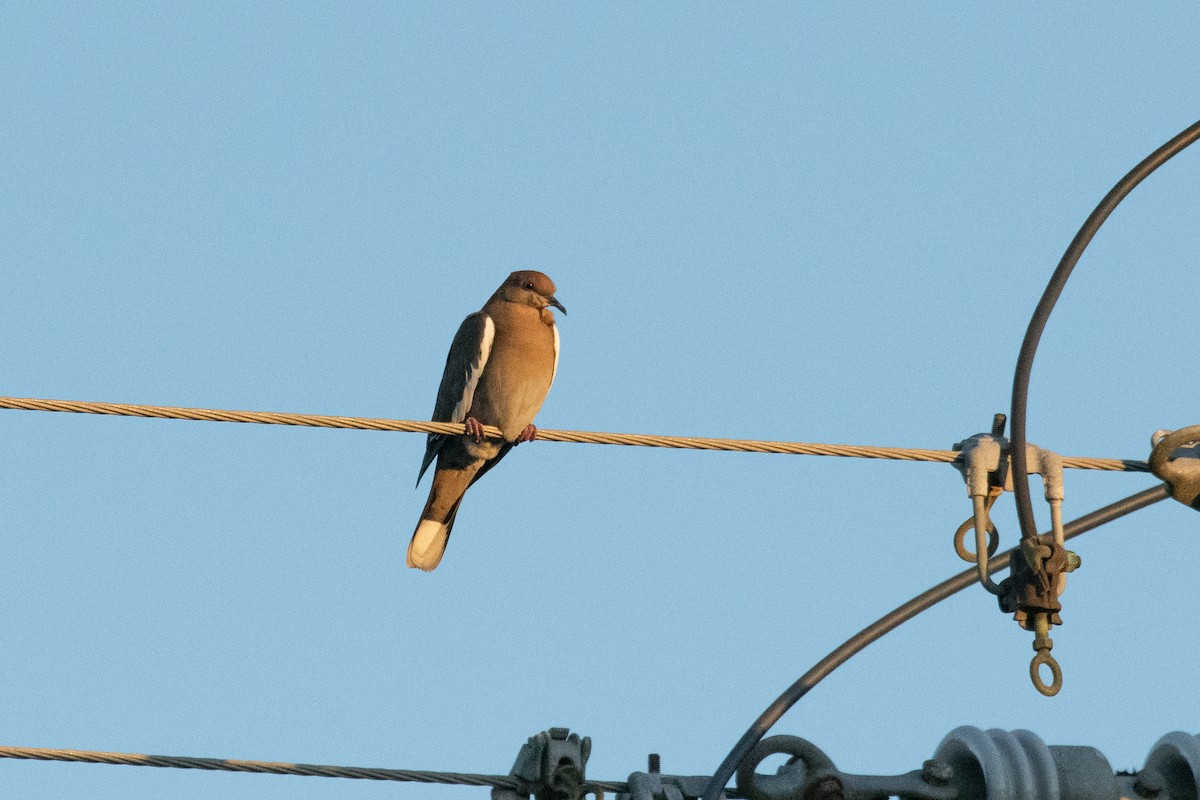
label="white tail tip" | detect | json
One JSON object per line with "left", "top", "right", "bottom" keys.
{"left": 407, "top": 519, "right": 450, "bottom": 571}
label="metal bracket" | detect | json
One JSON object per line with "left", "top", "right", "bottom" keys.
{"left": 622, "top": 772, "right": 691, "bottom": 800}
{"left": 619, "top": 764, "right": 725, "bottom": 800}
{"left": 494, "top": 728, "right": 592, "bottom": 800}
{"left": 953, "top": 415, "right": 1078, "bottom": 696}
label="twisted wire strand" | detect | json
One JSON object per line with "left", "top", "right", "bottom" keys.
{"left": 0, "top": 395, "right": 1147, "bottom": 472}
{"left": 0, "top": 745, "right": 630, "bottom": 792}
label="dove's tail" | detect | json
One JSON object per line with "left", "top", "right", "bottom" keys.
{"left": 406, "top": 443, "right": 512, "bottom": 572}
{"left": 406, "top": 465, "right": 471, "bottom": 572}
{"left": 406, "top": 517, "right": 455, "bottom": 571}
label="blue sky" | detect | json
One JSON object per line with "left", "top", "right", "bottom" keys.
{"left": 2, "top": 3, "right": 1199, "bottom": 798}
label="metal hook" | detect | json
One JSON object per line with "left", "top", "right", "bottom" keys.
{"left": 951, "top": 428, "right": 1006, "bottom": 596}
{"left": 1030, "top": 651, "right": 1062, "bottom": 697}
{"left": 953, "top": 490, "right": 1001, "bottom": 562}
{"left": 1028, "top": 613, "right": 1062, "bottom": 696}
{"left": 964, "top": 492, "right": 1005, "bottom": 595}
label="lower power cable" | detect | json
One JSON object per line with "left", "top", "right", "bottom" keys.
{"left": 700, "top": 483, "right": 1170, "bottom": 800}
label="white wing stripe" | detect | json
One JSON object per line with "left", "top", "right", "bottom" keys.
{"left": 550, "top": 324, "right": 560, "bottom": 387}
{"left": 450, "top": 315, "right": 494, "bottom": 423}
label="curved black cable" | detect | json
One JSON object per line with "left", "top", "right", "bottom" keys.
{"left": 699, "top": 483, "right": 1169, "bottom": 800}
{"left": 1010, "top": 119, "right": 1200, "bottom": 540}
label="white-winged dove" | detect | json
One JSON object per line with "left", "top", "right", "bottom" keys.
{"left": 407, "top": 270, "right": 565, "bottom": 571}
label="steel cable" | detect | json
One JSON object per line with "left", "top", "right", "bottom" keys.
{"left": 700, "top": 483, "right": 1171, "bottom": 800}
{"left": 0, "top": 486, "right": 1174, "bottom": 797}
{"left": 0, "top": 395, "right": 1148, "bottom": 472}
{"left": 1010, "top": 118, "right": 1200, "bottom": 539}
{"left": 0, "top": 745, "right": 630, "bottom": 792}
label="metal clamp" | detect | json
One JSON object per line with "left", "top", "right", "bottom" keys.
{"left": 494, "top": 728, "right": 593, "bottom": 800}
{"left": 954, "top": 415, "right": 1079, "bottom": 696}
{"left": 620, "top": 762, "right": 728, "bottom": 800}
{"left": 1150, "top": 426, "right": 1200, "bottom": 510}
{"left": 997, "top": 531, "right": 1078, "bottom": 697}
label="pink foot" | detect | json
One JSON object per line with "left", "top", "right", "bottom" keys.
{"left": 515, "top": 424, "right": 538, "bottom": 445}
{"left": 464, "top": 417, "right": 485, "bottom": 442}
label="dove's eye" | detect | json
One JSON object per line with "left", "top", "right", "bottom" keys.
{"left": 523, "top": 282, "right": 534, "bottom": 290}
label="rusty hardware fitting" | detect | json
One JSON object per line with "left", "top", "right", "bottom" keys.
{"left": 1149, "top": 426, "right": 1200, "bottom": 511}
{"left": 952, "top": 415, "right": 1078, "bottom": 696}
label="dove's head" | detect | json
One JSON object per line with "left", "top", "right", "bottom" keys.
{"left": 498, "top": 270, "right": 566, "bottom": 316}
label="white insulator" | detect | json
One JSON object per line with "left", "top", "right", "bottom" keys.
{"left": 934, "top": 727, "right": 1060, "bottom": 800}
{"left": 1142, "top": 732, "right": 1200, "bottom": 800}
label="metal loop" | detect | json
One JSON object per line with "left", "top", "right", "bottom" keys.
{"left": 1029, "top": 650, "right": 1062, "bottom": 697}
{"left": 953, "top": 516, "right": 999, "bottom": 562}
{"left": 736, "top": 736, "right": 835, "bottom": 800}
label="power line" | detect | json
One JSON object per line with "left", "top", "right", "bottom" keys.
{"left": 0, "top": 395, "right": 1149, "bottom": 472}
{"left": 0, "top": 745, "right": 630, "bottom": 793}
{"left": 699, "top": 482, "right": 1172, "bottom": 800}
{"left": 0, "top": 489, "right": 1174, "bottom": 800}
{"left": 1009, "top": 117, "right": 1200, "bottom": 539}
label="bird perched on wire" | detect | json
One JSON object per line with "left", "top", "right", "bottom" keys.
{"left": 407, "top": 270, "right": 565, "bottom": 571}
